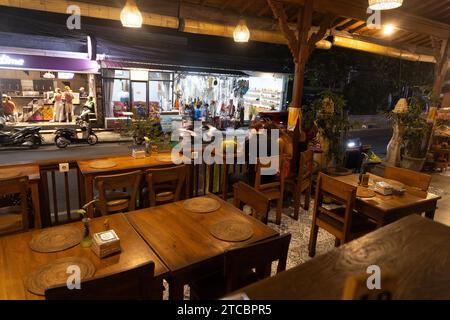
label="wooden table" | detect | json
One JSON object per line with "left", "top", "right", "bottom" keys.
{"left": 335, "top": 173, "right": 441, "bottom": 227}
{"left": 0, "top": 213, "right": 169, "bottom": 300}
{"left": 77, "top": 153, "right": 182, "bottom": 217}
{"left": 126, "top": 194, "right": 279, "bottom": 300}
{"left": 237, "top": 215, "right": 450, "bottom": 300}
{"left": 0, "top": 164, "right": 41, "bottom": 228}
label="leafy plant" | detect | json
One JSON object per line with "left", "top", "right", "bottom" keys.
{"left": 312, "top": 90, "right": 352, "bottom": 166}
{"left": 387, "top": 97, "right": 431, "bottom": 158}
{"left": 120, "top": 116, "right": 164, "bottom": 145}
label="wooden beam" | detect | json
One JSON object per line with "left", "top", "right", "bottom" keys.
{"left": 431, "top": 37, "right": 450, "bottom": 103}
{"left": 267, "top": 0, "right": 299, "bottom": 61}
{"left": 280, "top": 0, "right": 450, "bottom": 39}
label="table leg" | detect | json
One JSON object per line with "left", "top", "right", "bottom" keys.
{"left": 84, "top": 175, "right": 94, "bottom": 218}
{"left": 31, "top": 182, "right": 41, "bottom": 229}
{"left": 168, "top": 277, "right": 185, "bottom": 300}
{"left": 222, "top": 164, "right": 229, "bottom": 200}
{"left": 425, "top": 209, "right": 436, "bottom": 220}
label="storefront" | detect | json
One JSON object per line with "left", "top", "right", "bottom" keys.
{"left": 0, "top": 52, "right": 99, "bottom": 128}
{"left": 100, "top": 61, "right": 288, "bottom": 130}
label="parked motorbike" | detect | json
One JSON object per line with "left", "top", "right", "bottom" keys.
{"left": 54, "top": 115, "right": 98, "bottom": 148}
{"left": 0, "top": 126, "right": 44, "bottom": 148}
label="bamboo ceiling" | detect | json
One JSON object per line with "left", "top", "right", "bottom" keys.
{"left": 4, "top": 0, "right": 450, "bottom": 57}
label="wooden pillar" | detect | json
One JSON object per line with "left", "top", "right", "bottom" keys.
{"left": 268, "top": 0, "right": 334, "bottom": 167}
{"left": 431, "top": 37, "right": 450, "bottom": 106}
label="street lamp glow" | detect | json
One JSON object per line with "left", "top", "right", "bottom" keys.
{"left": 233, "top": 20, "right": 250, "bottom": 43}
{"left": 120, "top": 0, "right": 143, "bottom": 28}
{"left": 368, "top": 0, "right": 403, "bottom": 10}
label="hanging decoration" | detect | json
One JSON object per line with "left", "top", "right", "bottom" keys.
{"left": 368, "top": 0, "right": 403, "bottom": 10}
{"left": 121, "top": 0, "right": 143, "bottom": 28}
{"left": 233, "top": 20, "right": 250, "bottom": 43}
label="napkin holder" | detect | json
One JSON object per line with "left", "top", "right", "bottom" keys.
{"left": 91, "top": 230, "right": 121, "bottom": 258}
{"left": 374, "top": 181, "right": 393, "bottom": 195}
{"left": 132, "top": 149, "right": 146, "bottom": 159}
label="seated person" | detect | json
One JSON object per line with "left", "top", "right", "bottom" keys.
{"left": 80, "top": 96, "right": 96, "bottom": 119}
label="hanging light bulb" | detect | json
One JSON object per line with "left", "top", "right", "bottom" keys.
{"left": 233, "top": 19, "right": 250, "bottom": 43}
{"left": 121, "top": 0, "right": 143, "bottom": 28}
{"left": 368, "top": 0, "right": 403, "bottom": 10}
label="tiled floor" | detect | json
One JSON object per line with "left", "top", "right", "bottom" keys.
{"left": 171, "top": 170, "right": 450, "bottom": 299}
{"left": 430, "top": 171, "right": 450, "bottom": 226}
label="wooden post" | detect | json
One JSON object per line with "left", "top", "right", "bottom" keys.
{"left": 431, "top": 37, "right": 450, "bottom": 106}
{"left": 268, "top": 0, "right": 334, "bottom": 168}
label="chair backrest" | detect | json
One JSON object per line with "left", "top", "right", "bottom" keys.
{"left": 233, "top": 182, "right": 270, "bottom": 224}
{"left": 0, "top": 176, "right": 29, "bottom": 232}
{"left": 94, "top": 170, "right": 142, "bottom": 215}
{"left": 297, "top": 150, "right": 314, "bottom": 183}
{"left": 45, "top": 262, "right": 155, "bottom": 300}
{"left": 384, "top": 166, "right": 431, "bottom": 192}
{"left": 255, "top": 156, "right": 284, "bottom": 191}
{"left": 224, "top": 233, "right": 291, "bottom": 293}
{"left": 314, "top": 173, "right": 356, "bottom": 237}
{"left": 146, "top": 165, "right": 187, "bottom": 207}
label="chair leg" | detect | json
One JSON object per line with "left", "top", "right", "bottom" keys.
{"left": 275, "top": 199, "right": 282, "bottom": 225}
{"left": 293, "top": 192, "right": 301, "bottom": 220}
{"left": 335, "top": 237, "right": 341, "bottom": 247}
{"left": 303, "top": 186, "right": 311, "bottom": 211}
{"left": 308, "top": 223, "right": 319, "bottom": 257}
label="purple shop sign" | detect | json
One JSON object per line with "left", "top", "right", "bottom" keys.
{"left": 0, "top": 53, "right": 99, "bottom": 73}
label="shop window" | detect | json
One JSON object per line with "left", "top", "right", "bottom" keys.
{"left": 111, "top": 79, "right": 130, "bottom": 117}
{"left": 149, "top": 80, "right": 173, "bottom": 112}
{"left": 149, "top": 72, "right": 173, "bottom": 81}
{"left": 130, "top": 70, "right": 149, "bottom": 81}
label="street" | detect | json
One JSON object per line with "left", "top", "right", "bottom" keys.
{"left": 0, "top": 142, "right": 131, "bottom": 164}
{"left": 0, "top": 128, "right": 393, "bottom": 165}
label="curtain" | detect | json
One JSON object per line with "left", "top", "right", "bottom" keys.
{"left": 103, "top": 78, "right": 114, "bottom": 118}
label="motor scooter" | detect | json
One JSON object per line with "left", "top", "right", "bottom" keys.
{"left": 54, "top": 114, "right": 98, "bottom": 148}
{"left": 0, "top": 125, "right": 43, "bottom": 148}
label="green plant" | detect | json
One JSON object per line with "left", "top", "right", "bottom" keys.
{"left": 312, "top": 90, "right": 352, "bottom": 166}
{"left": 120, "top": 116, "right": 163, "bottom": 145}
{"left": 387, "top": 97, "right": 431, "bottom": 158}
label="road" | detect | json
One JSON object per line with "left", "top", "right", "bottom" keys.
{"left": 0, "top": 142, "right": 131, "bottom": 164}
{"left": 0, "top": 128, "right": 393, "bottom": 165}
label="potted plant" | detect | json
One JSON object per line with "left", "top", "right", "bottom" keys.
{"left": 387, "top": 97, "right": 432, "bottom": 171}
{"left": 400, "top": 98, "right": 432, "bottom": 171}
{"left": 120, "top": 116, "right": 164, "bottom": 155}
{"left": 312, "top": 90, "right": 353, "bottom": 175}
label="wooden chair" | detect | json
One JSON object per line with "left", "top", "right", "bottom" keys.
{"left": 309, "top": 173, "right": 376, "bottom": 257}
{"left": 190, "top": 233, "right": 291, "bottom": 300}
{"left": 284, "top": 150, "right": 314, "bottom": 219}
{"left": 45, "top": 262, "right": 157, "bottom": 300}
{"left": 145, "top": 165, "right": 187, "bottom": 207}
{"left": 233, "top": 181, "right": 270, "bottom": 224}
{"left": 94, "top": 170, "right": 142, "bottom": 216}
{"left": 0, "top": 176, "right": 29, "bottom": 236}
{"left": 384, "top": 166, "right": 431, "bottom": 192}
{"left": 254, "top": 156, "right": 285, "bottom": 225}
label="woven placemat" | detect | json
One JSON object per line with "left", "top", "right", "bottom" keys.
{"left": 183, "top": 197, "right": 221, "bottom": 213}
{"left": 209, "top": 220, "right": 254, "bottom": 242}
{"left": 89, "top": 160, "right": 117, "bottom": 169}
{"left": 25, "top": 256, "right": 95, "bottom": 296}
{"left": 357, "top": 187, "right": 376, "bottom": 198}
{"left": 30, "top": 226, "right": 82, "bottom": 253}
{"left": 0, "top": 171, "right": 20, "bottom": 179}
